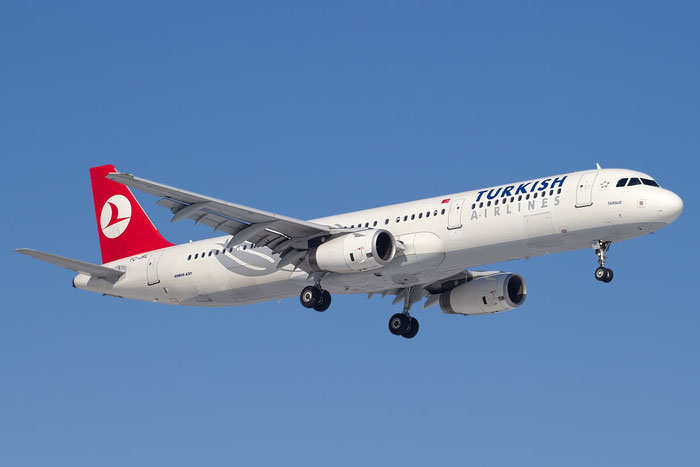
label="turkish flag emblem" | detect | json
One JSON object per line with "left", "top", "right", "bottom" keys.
{"left": 441, "top": 198, "right": 451, "bottom": 204}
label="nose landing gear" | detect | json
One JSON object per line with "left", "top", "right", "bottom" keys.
{"left": 593, "top": 240, "right": 614, "bottom": 283}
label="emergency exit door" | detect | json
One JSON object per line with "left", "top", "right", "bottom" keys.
{"left": 447, "top": 198, "right": 465, "bottom": 229}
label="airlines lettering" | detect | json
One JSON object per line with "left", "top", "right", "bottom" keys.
{"left": 470, "top": 196, "right": 561, "bottom": 221}
{"left": 475, "top": 176, "right": 567, "bottom": 202}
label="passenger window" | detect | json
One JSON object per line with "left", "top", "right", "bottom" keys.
{"left": 534, "top": 193, "right": 538, "bottom": 199}
{"left": 557, "top": 189, "right": 561, "bottom": 194}
{"left": 471, "top": 203, "right": 475, "bottom": 209}
{"left": 418, "top": 213, "right": 423, "bottom": 219}
{"left": 365, "top": 222, "right": 369, "bottom": 228}
{"left": 628, "top": 178, "right": 641, "bottom": 186}
{"left": 616, "top": 178, "right": 628, "bottom": 187}
{"left": 434, "top": 210, "right": 438, "bottom": 216}
{"left": 373, "top": 221, "right": 377, "bottom": 227}
{"left": 194, "top": 253, "right": 198, "bottom": 259}
{"left": 549, "top": 190, "right": 553, "bottom": 196}
{"left": 411, "top": 214, "right": 415, "bottom": 220}
{"left": 642, "top": 178, "right": 660, "bottom": 187}
{"left": 495, "top": 200, "right": 499, "bottom": 205}
{"left": 441, "top": 209, "right": 445, "bottom": 214}
{"left": 187, "top": 255, "right": 192, "bottom": 261}
{"left": 426, "top": 212, "right": 430, "bottom": 217}
{"left": 385, "top": 219, "right": 389, "bottom": 225}
{"left": 525, "top": 194, "right": 530, "bottom": 200}
{"left": 396, "top": 217, "right": 400, "bottom": 223}
{"left": 518, "top": 195, "right": 522, "bottom": 201}
{"left": 479, "top": 202, "right": 483, "bottom": 208}
{"left": 403, "top": 215, "right": 408, "bottom": 221}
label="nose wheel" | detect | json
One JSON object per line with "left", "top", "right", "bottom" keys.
{"left": 593, "top": 240, "right": 614, "bottom": 283}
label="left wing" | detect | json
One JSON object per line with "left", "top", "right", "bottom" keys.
{"left": 372, "top": 270, "right": 505, "bottom": 310}
{"left": 107, "top": 172, "right": 349, "bottom": 259}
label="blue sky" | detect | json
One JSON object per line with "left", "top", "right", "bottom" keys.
{"left": 2, "top": 1, "right": 698, "bottom": 465}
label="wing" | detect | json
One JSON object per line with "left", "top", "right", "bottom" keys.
{"left": 371, "top": 270, "right": 505, "bottom": 310}
{"left": 107, "top": 172, "right": 347, "bottom": 257}
{"left": 15, "top": 248, "right": 125, "bottom": 279}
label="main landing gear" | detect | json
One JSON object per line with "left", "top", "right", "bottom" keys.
{"left": 300, "top": 285, "right": 332, "bottom": 312}
{"left": 388, "top": 286, "right": 419, "bottom": 339}
{"left": 593, "top": 240, "right": 614, "bottom": 283}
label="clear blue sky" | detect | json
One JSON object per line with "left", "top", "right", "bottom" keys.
{"left": 2, "top": 1, "right": 698, "bottom": 466}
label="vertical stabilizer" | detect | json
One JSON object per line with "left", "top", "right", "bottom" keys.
{"left": 89, "top": 164, "right": 173, "bottom": 264}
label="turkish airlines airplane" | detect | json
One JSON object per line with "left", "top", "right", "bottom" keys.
{"left": 17, "top": 164, "right": 683, "bottom": 338}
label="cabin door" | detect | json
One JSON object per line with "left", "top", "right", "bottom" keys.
{"left": 575, "top": 171, "right": 598, "bottom": 207}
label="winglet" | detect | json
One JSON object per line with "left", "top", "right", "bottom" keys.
{"left": 596, "top": 162, "right": 602, "bottom": 170}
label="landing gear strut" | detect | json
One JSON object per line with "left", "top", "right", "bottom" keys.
{"left": 388, "top": 286, "right": 420, "bottom": 339}
{"left": 593, "top": 240, "right": 614, "bottom": 283}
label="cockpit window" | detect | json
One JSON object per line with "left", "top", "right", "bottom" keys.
{"left": 628, "top": 178, "right": 641, "bottom": 186}
{"left": 641, "top": 178, "right": 660, "bottom": 187}
{"left": 616, "top": 178, "right": 628, "bottom": 187}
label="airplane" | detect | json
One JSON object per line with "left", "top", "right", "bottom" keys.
{"left": 16, "top": 164, "right": 683, "bottom": 339}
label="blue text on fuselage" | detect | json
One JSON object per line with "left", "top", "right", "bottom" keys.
{"left": 475, "top": 176, "right": 567, "bottom": 202}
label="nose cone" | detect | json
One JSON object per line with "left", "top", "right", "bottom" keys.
{"left": 656, "top": 189, "right": 684, "bottom": 224}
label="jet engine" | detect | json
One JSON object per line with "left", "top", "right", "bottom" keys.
{"left": 439, "top": 273, "right": 526, "bottom": 315}
{"left": 308, "top": 229, "right": 397, "bottom": 273}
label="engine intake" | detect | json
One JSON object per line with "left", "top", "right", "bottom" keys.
{"left": 309, "top": 229, "right": 397, "bottom": 273}
{"left": 439, "top": 273, "right": 526, "bottom": 315}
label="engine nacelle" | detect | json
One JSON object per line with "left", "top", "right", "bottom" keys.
{"left": 439, "top": 273, "right": 527, "bottom": 315}
{"left": 308, "top": 230, "right": 397, "bottom": 273}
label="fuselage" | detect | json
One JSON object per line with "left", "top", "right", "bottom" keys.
{"left": 73, "top": 168, "right": 683, "bottom": 306}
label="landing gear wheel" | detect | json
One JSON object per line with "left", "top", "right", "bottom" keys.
{"left": 595, "top": 267, "right": 607, "bottom": 281}
{"left": 388, "top": 313, "right": 410, "bottom": 336}
{"left": 300, "top": 286, "right": 322, "bottom": 309}
{"left": 595, "top": 267, "right": 614, "bottom": 283}
{"left": 592, "top": 241, "right": 614, "bottom": 284}
{"left": 602, "top": 268, "right": 614, "bottom": 283}
{"left": 313, "top": 290, "right": 332, "bottom": 312}
{"left": 402, "top": 317, "right": 419, "bottom": 339}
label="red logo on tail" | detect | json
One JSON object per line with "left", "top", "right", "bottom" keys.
{"left": 100, "top": 195, "right": 132, "bottom": 238}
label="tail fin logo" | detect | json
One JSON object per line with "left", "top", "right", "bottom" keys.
{"left": 100, "top": 195, "right": 132, "bottom": 239}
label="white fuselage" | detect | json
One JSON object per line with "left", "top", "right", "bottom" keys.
{"left": 73, "top": 168, "right": 683, "bottom": 306}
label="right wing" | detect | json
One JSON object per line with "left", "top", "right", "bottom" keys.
{"left": 107, "top": 172, "right": 349, "bottom": 259}
{"left": 15, "top": 249, "right": 125, "bottom": 279}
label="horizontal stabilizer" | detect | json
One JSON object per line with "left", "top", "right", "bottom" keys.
{"left": 15, "top": 248, "right": 125, "bottom": 279}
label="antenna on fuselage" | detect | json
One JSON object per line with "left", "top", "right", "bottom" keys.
{"left": 596, "top": 162, "right": 602, "bottom": 170}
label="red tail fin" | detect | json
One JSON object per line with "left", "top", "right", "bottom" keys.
{"left": 90, "top": 164, "right": 173, "bottom": 263}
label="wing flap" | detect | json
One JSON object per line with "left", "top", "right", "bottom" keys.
{"left": 15, "top": 248, "right": 125, "bottom": 279}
